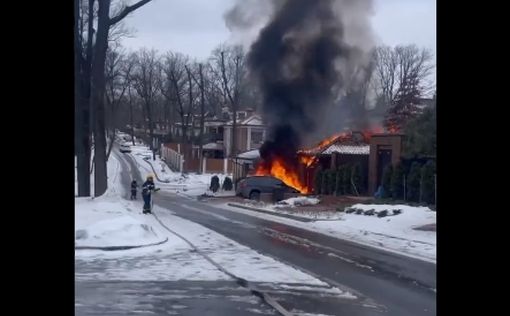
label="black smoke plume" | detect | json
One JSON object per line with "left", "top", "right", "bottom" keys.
{"left": 243, "top": 0, "right": 374, "bottom": 166}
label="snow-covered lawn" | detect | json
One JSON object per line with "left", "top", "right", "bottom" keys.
{"left": 129, "top": 144, "right": 177, "bottom": 183}
{"left": 235, "top": 197, "right": 344, "bottom": 221}
{"left": 75, "top": 154, "right": 168, "bottom": 249}
{"left": 221, "top": 202, "right": 436, "bottom": 262}
{"left": 276, "top": 196, "right": 321, "bottom": 207}
{"left": 126, "top": 144, "right": 235, "bottom": 198}
{"left": 168, "top": 173, "right": 234, "bottom": 198}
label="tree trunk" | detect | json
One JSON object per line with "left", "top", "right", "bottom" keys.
{"left": 75, "top": 0, "right": 92, "bottom": 196}
{"left": 105, "top": 98, "right": 116, "bottom": 160}
{"left": 91, "top": 0, "right": 111, "bottom": 197}
{"left": 198, "top": 64, "right": 205, "bottom": 174}
{"left": 75, "top": 0, "right": 86, "bottom": 195}
{"left": 147, "top": 101, "right": 156, "bottom": 160}
{"left": 129, "top": 95, "right": 136, "bottom": 145}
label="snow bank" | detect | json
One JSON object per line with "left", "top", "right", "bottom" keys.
{"left": 222, "top": 202, "right": 436, "bottom": 261}
{"left": 75, "top": 154, "right": 167, "bottom": 249}
{"left": 276, "top": 196, "right": 320, "bottom": 207}
{"left": 75, "top": 215, "right": 164, "bottom": 248}
{"left": 129, "top": 145, "right": 177, "bottom": 183}
{"left": 160, "top": 172, "right": 234, "bottom": 197}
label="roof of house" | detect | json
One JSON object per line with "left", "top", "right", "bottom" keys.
{"left": 236, "top": 149, "right": 260, "bottom": 160}
{"left": 301, "top": 132, "right": 370, "bottom": 156}
{"left": 225, "top": 114, "right": 265, "bottom": 127}
{"left": 322, "top": 144, "right": 370, "bottom": 155}
{"left": 202, "top": 142, "right": 224, "bottom": 150}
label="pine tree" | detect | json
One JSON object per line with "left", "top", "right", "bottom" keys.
{"left": 390, "top": 163, "right": 405, "bottom": 200}
{"left": 420, "top": 160, "right": 436, "bottom": 205}
{"left": 343, "top": 164, "right": 352, "bottom": 195}
{"left": 314, "top": 169, "right": 323, "bottom": 195}
{"left": 407, "top": 162, "right": 422, "bottom": 202}
{"left": 381, "top": 165, "right": 393, "bottom": 198}
{"left": 336, "top": 167, "right": 345, "bottom": 195}
{"left": 384, "top": 73, "right": 422, "bottom": 132}
{"left": 351, "top": 163, "right": 362, "bottom": 195}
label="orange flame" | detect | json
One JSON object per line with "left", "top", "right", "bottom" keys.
{"left": 254, "top": 126, "right": 398, "bottom": 195}
{"left": 255, "top": 157, "right": 310, "bottom": 194}
{"left": 298, "top": 154, "right": 317, "bottom": 167}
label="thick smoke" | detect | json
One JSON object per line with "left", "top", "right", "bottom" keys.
{"left": 226, "top": 0, "right": 375, "bottom": 166}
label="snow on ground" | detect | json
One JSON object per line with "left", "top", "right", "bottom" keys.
{"left": 129, "top": 144, "right": 177, "bottom": 183}
{"left": 238, "top": 198, "right": 343, "bottom": 221}
{"left": 150, "top": 204, "right": 355, "bottom": 296}
{"left": 276, "top": 197, "right": 321, "bottom": 207}
{"left": 126, "top": 144, "right": 235, "bottom": 198}
{"left": 169, "top": 173, "right": 234, "bottom": 197}
{"left": 75, "top": 202, "right": 165, "bottom": 248}
{"left": 76, "top": 151, "right": 354, "bottom": 298}
{"left": 75, "top": 153, "right": 167, "bottom": 249}
{"left": 221, "top": 202, "right": 436, "bottom": 262}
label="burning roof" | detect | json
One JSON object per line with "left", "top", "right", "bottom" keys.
{"left": 300, "top": 131, "right": 370, "bottom": 155}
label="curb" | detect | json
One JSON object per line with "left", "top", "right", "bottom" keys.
{"left": 227, "top": 203, "right": 315, "bottom": 222}
{"left": 75, "top": 237, "right": 169, "bottom": 251}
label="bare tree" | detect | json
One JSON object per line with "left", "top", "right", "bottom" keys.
{"left": 105, "top": 44, "right": 135, "bottom": 159}
{"left": 185, "top": 64, "right": 199, "bottom": 146}
{"left": 163, "top": 53, "right": 193, "bottom": 145}
{"left": 75, "top": 0, "right": 96, "bottom": 197}
{"left": 209, "top": 44, "right": 246, "bottom": 158}
{"left": 374, "top": 44, "right": 434, "bottom": 106}
{"left": 373, "top": 44, "right": 434, "bottom": 131}
{"left": 76, "top": 0, "right": 154, "bottom": 196}
{"left": 131, "top": 48, "right": 160, "bottom": 160}
{"left": 185, "top": 63, "right": 207, "bottom": 173}
{"left": 374, "top": 46, "right": 399, "bottom": 107}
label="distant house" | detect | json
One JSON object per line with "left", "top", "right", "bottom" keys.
{"left": 224, "top": 114, "right": 267, "bottom": 157}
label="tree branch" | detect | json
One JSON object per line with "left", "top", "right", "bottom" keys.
{"left": 109, "top": 0, "right": 153, "bottom": 26}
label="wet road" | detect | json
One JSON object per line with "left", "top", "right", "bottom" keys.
{"left": 76, "top": 150, "right": 436, "bottom": 315}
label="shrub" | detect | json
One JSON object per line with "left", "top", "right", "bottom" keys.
{"left": 222, "top": 177, "right": 233, "bottom": 191}
{"left": 210, "top": 175, "right": 220, "bottom": 193}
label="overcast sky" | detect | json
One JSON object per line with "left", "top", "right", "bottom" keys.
{"left": 121, "top": 0, "right": 436, "bottom": 62}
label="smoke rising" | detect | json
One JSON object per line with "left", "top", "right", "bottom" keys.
{"left": 226, "top": 0, "right": 375, "bottom": 165}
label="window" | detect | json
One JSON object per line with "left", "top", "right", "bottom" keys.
{"left": 251, "top": 130, "right": 264, "bottom": 144}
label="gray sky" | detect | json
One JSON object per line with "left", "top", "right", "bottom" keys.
{"left": 121, "top": 0, "right": 436, "bottom": 62}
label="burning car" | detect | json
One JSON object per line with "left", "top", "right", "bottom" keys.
{"left": 236, "top": 176, "right": 299, "bottom": 201}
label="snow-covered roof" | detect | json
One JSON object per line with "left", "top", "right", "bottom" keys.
{"left": 226, "top": 114, "right": 264, "bottom": 126}
{"left": 236, "top": 149, "right": 260, "bottom": 160}
{"left": 241, "top": 115, "right": 263, "bottom": 125}
{"left": 203, "top": 142, "right": 224, "bottom": 150}
{"left": 322, "top": 144, "right": 370, "bottom": 155}
{"left": 204, "top": 121, "right": 225, "bottom": 127}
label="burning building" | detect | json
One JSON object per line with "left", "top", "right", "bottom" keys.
{"left": 241, "top": 130, "right": 403, "bottom": 197}
{"left": 227, "top": 0, "right": 385, "bottom": 195}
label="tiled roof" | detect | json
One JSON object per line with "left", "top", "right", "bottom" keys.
{"left": 322, "top": 144, "right": 370, "bottom": 155}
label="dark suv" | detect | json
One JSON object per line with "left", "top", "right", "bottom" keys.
{"left": 236, "top": 176, "right": 298, "bottom": 200}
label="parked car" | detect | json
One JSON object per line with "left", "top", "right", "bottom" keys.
{"left": 236, "top": 176, "right": 299, "bottom": 200}
{"left": 119, "top": 143, "right": 131, "bottom": 153}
